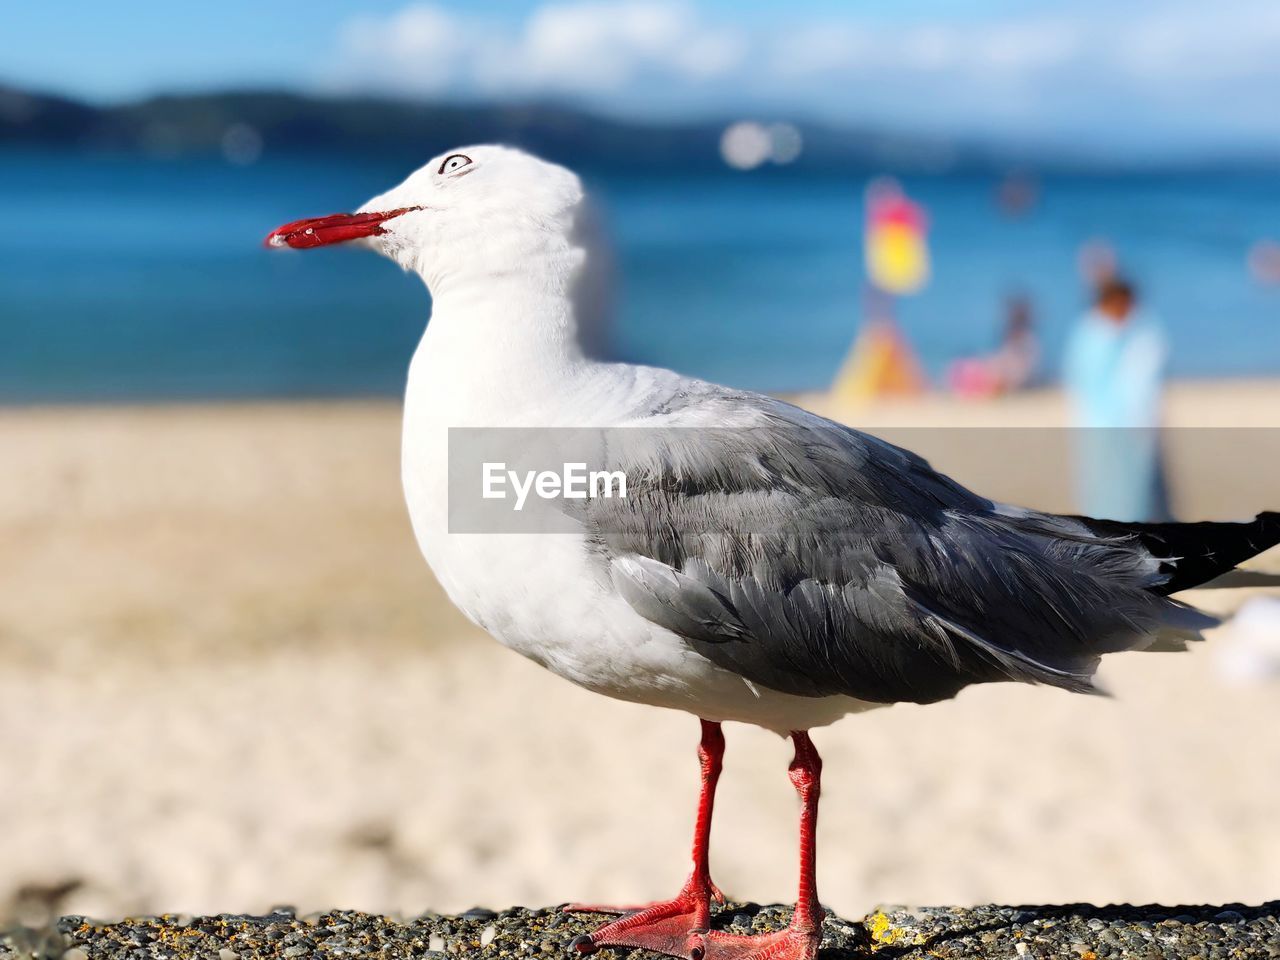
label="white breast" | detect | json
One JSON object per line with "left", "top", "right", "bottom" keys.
{"left": 398, "top": 333, "right": 877, "bottom": 735}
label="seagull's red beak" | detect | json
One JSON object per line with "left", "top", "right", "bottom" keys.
{"left": 263, "top": 206, "right": 423, "bottom": 249}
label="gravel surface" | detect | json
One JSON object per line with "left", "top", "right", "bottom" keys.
{"left": 1, "top": 902, "right": 1276, "bottom": 960}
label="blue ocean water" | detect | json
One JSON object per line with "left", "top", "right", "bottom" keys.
{"left": 2, "top": 148, "right": 1278, "bottom": 403}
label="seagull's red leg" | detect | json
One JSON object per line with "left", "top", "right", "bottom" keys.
{"left": 695, "top": 731, "right": 823, "bottom": 960}
{"left": 567, "top": 719, "right": 726, "bottom": 958}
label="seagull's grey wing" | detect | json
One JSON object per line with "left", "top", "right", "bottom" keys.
{"left": 584, "top": 392, "right": 1209, "bottom": 704}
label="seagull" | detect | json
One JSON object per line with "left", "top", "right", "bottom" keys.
{"left": 266, "top": 146, "right": 1280, "bottom": 960}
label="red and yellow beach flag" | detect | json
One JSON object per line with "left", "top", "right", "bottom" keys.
{"left": 864, "top": 182, "right": 930, "bottom": 296}
{"left": 831, "top": 181, "right": 930, "bottom": 403}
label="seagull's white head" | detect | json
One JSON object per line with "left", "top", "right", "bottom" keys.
{"left": 267, "top": 145, "right": 613, "bottom": 362}
{"left": 265, "top": 145, "right": 596, "bottom": 295}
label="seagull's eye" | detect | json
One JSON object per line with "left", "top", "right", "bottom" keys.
{"left": 438, "top": 154, "right": 473, "bottom": 175}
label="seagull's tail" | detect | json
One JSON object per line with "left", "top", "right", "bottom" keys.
{"left": 1072, "top": 510, "right": 1280, "bottom": 596}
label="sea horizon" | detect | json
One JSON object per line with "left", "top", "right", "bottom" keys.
{"left": 4, "top": 147, "right": 1279, "bottom": 404}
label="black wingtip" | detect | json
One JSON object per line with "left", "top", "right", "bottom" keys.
{"left": 1159, "top": 511, "right": 1280, "bottom": 594}
{"left": 1073, "top": 510, "right": 1280, "bottom": 596}
{"left": 1250, "top": 510, "right": 1280, "bottom": 550}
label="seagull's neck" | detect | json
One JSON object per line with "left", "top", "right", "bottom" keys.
{"left": 408, "top": 238, "right": 606, "bottom": 423}
{"left": 432, "top": 279, "right": 586, "bottom": 371}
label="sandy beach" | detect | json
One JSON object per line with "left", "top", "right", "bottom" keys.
{"left": 2, "top": 380, "right": 1278, "bottom": 926}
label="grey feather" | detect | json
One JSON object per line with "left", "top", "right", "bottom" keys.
{"left": 576, "top": 390, "right": 1215, "bottom": 705}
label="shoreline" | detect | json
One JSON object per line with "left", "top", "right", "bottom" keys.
{"left": 4, "top": 374, "right": 1280, "bottom": 420}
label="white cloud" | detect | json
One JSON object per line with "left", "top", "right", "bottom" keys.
{"left": 327, "top": 0, "right": 1280, "bottom": 151}
{"left": 332, "top": 1, "right": 744, "bottom": 98}
{"left": 521, "top": 1, "right": 735, "bottom": 89}
{"left": 339, "top": 6, "right": 475, "bottom": 90}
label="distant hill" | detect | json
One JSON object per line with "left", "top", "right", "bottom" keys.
{"left": 0, "top": 84, "right": 1016, "bottom": 175}
{"left": 0, "top": 85, "right": 99, "bottom": 145}
{"left": 7, "top": 83, "right": 1273, "bottom": 174}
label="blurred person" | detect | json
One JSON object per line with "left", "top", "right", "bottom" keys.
{"left": 995, "top": 170, "right": 1039, "bottom": 218}
{"left": 948, "top": 294, "right": 1040, "bottom": 397}
{"left": 1063, "top": 276, "right": 1171, "bottom": 521}
{"left": 1076, "top": 238, "right": 1117, "bottom": 288}
{"left": 830, "top": 287, "right": 925, "bottom": 404}
{"left": 1248, "top": 238, "right": 1280, "bottom": 286}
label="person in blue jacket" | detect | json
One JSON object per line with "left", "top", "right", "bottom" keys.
{"left": 1063, "top": 276, "right": 1171, "bottom": 521}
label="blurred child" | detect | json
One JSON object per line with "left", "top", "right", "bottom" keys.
{"left": 948, "top": 295, "right": 1040, "bottom": 397}
{"left": 830, "top": 286, "right": 926, "bottom": 404}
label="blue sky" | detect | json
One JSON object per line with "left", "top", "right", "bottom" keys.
{"left": 3, "top": 0, "right": 1026, "bottom": 99}
{"left": 6, "top": 1, "right": 1280, "bottom": 155}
